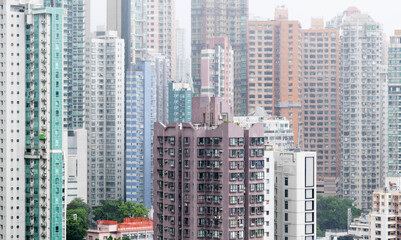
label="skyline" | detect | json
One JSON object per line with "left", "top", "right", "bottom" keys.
{"left": 91, "top": 0, "right": 401, "bottom": 58}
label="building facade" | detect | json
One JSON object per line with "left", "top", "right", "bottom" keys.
{"left": 191, "top": 0, "right": 248, "bottom": 115}
{"left": 176, "top": 27, "right": 191, "bottom": 84}
{"left": 300, "top": 18, "right": 340, "bottom": 196}
{"left": 274, "top": 151, "right": 317, "bottom": 240}
{"left": 234, "top": 107, "right": 294, "bottom": 151}
{"left": 200, "top": 37, "right": 234, "bottom": 107}
{"left": 168, "top": 82, "right": 192, "bottom": 124}
{"left": 335, "top": 8, "right": 387, "bottom": 210}
{"left": 0, "top": 1, "right": 37, "bottom": 239}
{"left": 247, "top": 7, "right": 302, "bottom": 146}
{"left": 369, "top": 177, "right": 401, "bottom": 239}
{"left": 86, "top": 30, "right": 125, "bottom": 206}
{"left": 44, "top": 0, "right": 88, "bottom": 129}
{"left": 87, "top": 218, "right": 154, "bottom": 240}
{"left": 153, "top": 97, "right": 272, "bottom": 239}
{"left": 388, "top": 30, "right": 401, "bottom": 176}
{"left": 63, "top": 129, "right": 87, "bottom": 204}
{"left": 120, "top": 0, "right": 147, "bottom": 65}
{"left": 24, "top": 7, "right": 65, "bottom": 239}
{"left": 146, "top": 0, "right": 176, "bottom": 79}
{"left": 125, "top": 62, "right": 157, "bottom": 208}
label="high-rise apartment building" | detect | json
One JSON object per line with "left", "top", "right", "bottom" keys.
{"left": 168, "top": 82, "right": 192, "bottom": 124}
{"left": 191, "top": 0, "right": 248, "bottom": 115}
{"left": 85, "top": 30, "right": 125, "bottom": 206}
{"left": 153, "top": 97, "right": 273, "bottom": 239}
{"left": 120, "top": 0, "right": 147, "bottom": 65}
{"left": 176, "top": 27, "right": 191, "bottom": 84}
{"left": 147, "top": 0, "right": 176, "bottom": 79}
{"left": 44, "top": 0, "right": 88, "bottom": 129}
{"left": 369, "top": 177, "right": 401, "bottom": 240}
{"left": 388, "top": 30, "right": 401, "bottom": 176}
{"left": 125, "top": 62, "right": 157, "bottom": 208}
{"left": 0, "top": 1, "right": 38, "bottom": 239}
{"left": 234, "top": 107, "right": 294, "bottom": 151}
{"left": 274, "top": 151, "right": 317, "bottom": 240}
{"left": 300, "top": 18, "right": 340, "bottom": 196}
{"left": 146, "top": 51, "right": 170, "bottom": 124}
{"left": 200, "top": 37, "right": 234, "bottom": 106}
{"left": 24, "top": 6, "right": 65, "bottom": 239}
{"left": 334, "top": 8, "right": 387, "bottom": 210}
{"left": 247, "top": 7, "right": 302, "bottom": 146}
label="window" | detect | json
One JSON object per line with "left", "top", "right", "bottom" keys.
{"left": 285, "top": 177, "right": 288, "bottom": 186}
{"left": 285, "top": 201, "right": 288, "bottom": 209}
{"left": 285, "top": 213, "right": 288, "bottom": 221}
{"left": 285, "top": 190, "right": 288, "bottom": 198}
{"left": 285, "top": 225, "right": 288, "bottom": 233}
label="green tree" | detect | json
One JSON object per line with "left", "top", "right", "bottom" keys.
{"left": 93, "top": 199, "right": 149, "bottom": 222}
{"left": 66, "top": 208, "right": 89, "bottom": 240}
{"left": 119, "top": 201, "right": 149, "bottom": 218}
{"left": 317, "top": 195, "right": 363, "bottom": 237}
{"left": 67, "top": 198, "right": 91, "bottom": 215}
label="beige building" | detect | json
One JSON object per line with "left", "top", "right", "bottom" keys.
{"left": 247, "top": 7, "right": 302, "bottom": 147}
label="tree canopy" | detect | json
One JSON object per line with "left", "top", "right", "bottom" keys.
{"left": 317, "top": 195, "right": 363, "bottom": 237}
{"left": 93, "top": 198, "right": 149, "bottom": 223}
{"left": 67, "top": 208, "right": 88, "bottom": 240}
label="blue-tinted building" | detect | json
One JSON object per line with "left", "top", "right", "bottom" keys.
{"left": 168, "top": 82, "right": 192, "bottom": 123}
{"left": 125, "top": 62, "right": 156, "bottom": 208}
{"left": 44, "top": 0, "right": 88, "bottom": 129}
{"left": 24, "top": 7, "right": 65, "bottom": 239}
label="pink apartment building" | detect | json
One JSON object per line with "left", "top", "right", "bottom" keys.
{"left": 200, "top": 37, "right": 234, "bottom": 107}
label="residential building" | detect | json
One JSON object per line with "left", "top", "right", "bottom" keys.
{"left": 24, "top": 6, "right": 65, "bottom": 239}
{"left": 369, "top": 177, "right": 401, "bottom": 240}
{"left": 300, "top": 18, "right": 340, "bottom": 196}
{"left": 176, "top": 26, "right": 191, "bottom": 85}
{"left": 125, "top": 62, "right": 157, "bottom": 208}
{"left": 348, "top": 216, "right": 369, "bottom": 239}
{"left": 120, "top": 0, "right": 147, "bottom": 65}
{"left": 334, "top": 7, "right": 387, "bottom": 210}
{"left": 274, "top": 151, "right": 317, "bottom": 240}
{"left": 234, "top": 107, "right": 294, "bottom": 151}
{"left": 146, "top": 0, "right": 176, "bottom": 79}
{"left": 153, "top": 97, "right": 273, "bottom": 239}
{"left": 191, "top": 0, "right": 248, "bottom": 115}
{"left": 200, "top": 37, "right": 234, "bottom": 107}
{"left": 87, "top": 218, "right": 154, "bottom": 240}
{"left": 44, "top": 0, "right": 88, "bottom": 129}
{"left": 0, "top": 1, "right": 39, "bottom": 239}
{"left": 146, "top": 50, "right": 170, "bottom": 124}
{"left": 85, "top": 30, "right": 125, "bottom": 206}
{"left": 107, "top": 0, "right": 121, "bottom": 34}
{"left": 248, "top": 7, "right": 302, "bottom": 146}
{"left": 388, "top": 30, "right": 401, "bottom": 176}
{"left": 168, "top": 82, "right": 192, "bottom": 124}
{"left": 63, "top": 129, "right": 88, "bottom": 204}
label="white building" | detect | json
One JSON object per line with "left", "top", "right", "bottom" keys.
{"left": 86, "top": 30, "right": 125, "bottom": 206}
{"left": 369, "top": 177, "right": 401, "bottom": 239}
{"left": 234, "top": 107, "right": 294, "bottom": 151}
{"left": 0, "top": 1, "right": 35, "bottom": 238}
{"left": 64, "top": 129, "right": 88, "bottom": 204}
{"left": 263, "top": 151, "right": 275, "bottom": 239}
{"left": 274, "top": 151, "right": 317, "bottom": 240}
{"left": 348, "top": 216, "right": 369, "bottom": 239}
{"left": 333, "top": 7, "right": 388, "bottom": 211}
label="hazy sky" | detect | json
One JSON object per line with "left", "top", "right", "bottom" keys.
{"left": 91, "top": 0, "right": 401, "bottom": 57}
